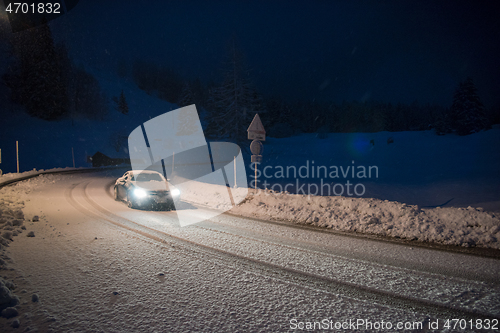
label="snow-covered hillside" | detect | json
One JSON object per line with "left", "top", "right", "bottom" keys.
{"left": 0, "top": 65, "right": 179, "bottom": 174}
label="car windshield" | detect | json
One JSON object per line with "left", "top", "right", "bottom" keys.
{"left": 135, "top": 173, "right": 163, "bottom": 182}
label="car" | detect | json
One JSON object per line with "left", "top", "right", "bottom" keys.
{"left": 114, "top": 170, "right": 180, "bottom": 210}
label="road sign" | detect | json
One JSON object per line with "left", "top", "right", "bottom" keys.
{"left": 247, "top": 114, "right": 266, "bottom": 141}
{"left": 248, "top": 114, "right": 265, "bottom": 188}
{"left": 251, "top": 155, "right": 262, "bottom": 163}
{"left": 250, "top": 140, "right": 263, "bottom": 155}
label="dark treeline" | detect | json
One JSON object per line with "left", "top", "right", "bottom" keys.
{"left": 126, "top": 52, "right": 498, "bottom": 139}
{"left": 264, "top": 79, "right": 496, "bottom": 137}
{"left": 263, "top": 99, "right": 447, "bottom": 136}
{"left": 1, "top": 21, "right": 108, "bottom": 122}
{"left": 264, "top": 88, "right": 496, "bottom": 138}
{"left": 1, "top": 19, "right": 496, "bottom": 138}
{"left": 121, "top": 37, "right": 497, "bottom": 139}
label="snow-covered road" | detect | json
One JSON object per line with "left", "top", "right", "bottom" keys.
{"left": 1, "top": 172, "right": 500, "bottom": 332}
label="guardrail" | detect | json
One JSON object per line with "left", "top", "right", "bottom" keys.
{"left": 0, "top": 166, "right": 129, "bottom": 189}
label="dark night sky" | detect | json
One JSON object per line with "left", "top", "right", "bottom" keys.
{"left": 45, "top": 0, "right": 500, "bottom": 107}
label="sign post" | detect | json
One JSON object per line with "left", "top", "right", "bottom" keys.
{"left": 247, "top": 114, "right": 266, "bottom": 189}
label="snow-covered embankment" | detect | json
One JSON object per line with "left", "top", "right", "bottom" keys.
{"left": 178, "top": 180, "right": 500, "bottom": 249}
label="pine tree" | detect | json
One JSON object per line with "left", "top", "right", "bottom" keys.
{"left": 449, "top": 77, "right": 490, "bottom": 135}
{"left": 113, "top": 90, "right": 129, "bottom": 115}
{"left": 4, "top": 21, "right": 68, "bottom": 120}
{"left": 207, "top": 37, "right": 265, "bottom": 141}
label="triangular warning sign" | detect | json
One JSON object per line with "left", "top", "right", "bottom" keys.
{"left": 247, "top": 114, "right": 265, "bottom": 134}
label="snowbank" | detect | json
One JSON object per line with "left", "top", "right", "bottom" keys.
{"left": 0, "top": 169, "right": 44, "bottom": 185}
{"left": 0, "top": 168, "right": 78, "bottom": 188}
{"left": 229, "top": 189, "right": 500, "bottom": 249}
{"left": 174, "top": 177, "right": 500, "bottom": 249}
{"left": 174, "top": 177, "right": 248, "bottom": 211}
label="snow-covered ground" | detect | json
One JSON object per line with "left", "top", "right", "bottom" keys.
{"left": 1, "top": 172, "right": 499, "bottom": 332}
{"left": 3, "top": 168, "right": 498, "bottom": 252}
{"left": 0, "top": 167, "right": 85, "bottom": 186}
{"left": 0, "top": 173, "right": 450, "bottom": 332}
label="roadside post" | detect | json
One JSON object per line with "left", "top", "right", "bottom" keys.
{"left": 247, "top": 114, "right": 265, "bottom": 189}
{"left": 16, "top": 141, "right": 19, "bottom": 173}
{"left": 233, "top": 155, "right": 237, "bottom": 188}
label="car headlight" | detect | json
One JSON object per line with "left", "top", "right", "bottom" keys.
{"left": 133, "top": 188, "right": 148, "bottom": 198}
{"left": 171, "top": 189, "right": 180, "bottom": 196}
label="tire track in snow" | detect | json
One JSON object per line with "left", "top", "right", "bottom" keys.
{"left": 66, "top": 179, "right": 500, "bottom": 321}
